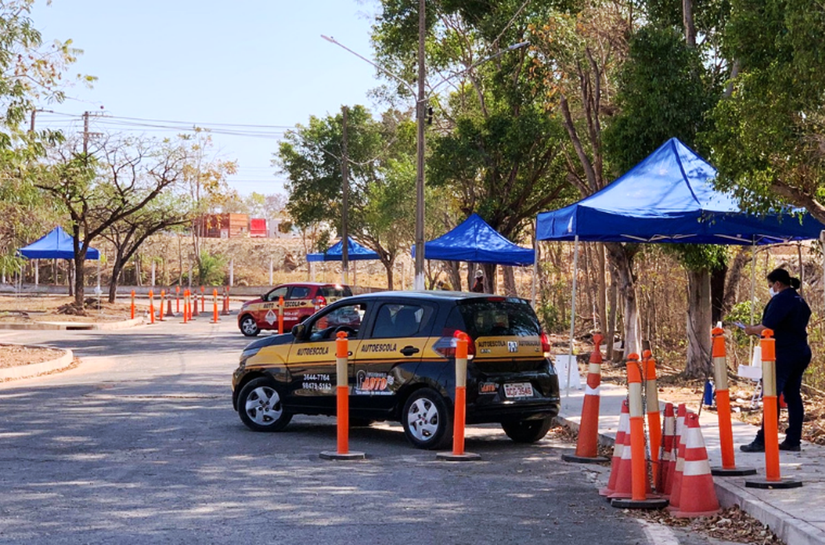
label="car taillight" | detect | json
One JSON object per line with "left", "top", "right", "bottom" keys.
{"left": 313, "top": 295, "right": 326, "bottom": 309}
{"left": 433, "top": 330, "right": 475, "bottom": 359}
{"left": 541, "top": 331, "right": 551, "bottom": 354}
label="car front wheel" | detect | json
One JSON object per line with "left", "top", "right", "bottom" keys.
{"left": 239, "top": 315, "right": 260, "bottom": 337}
{"left": 501, "top": 417, "right": 554, "bottom": 443}
{"left": 237, "top": 377, "right": 292, "bottom": 432}
{"left": 401, "top": 388, "right": 452, "bottom": 450}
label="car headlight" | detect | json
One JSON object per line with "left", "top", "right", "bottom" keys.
{"left": 239, "top": 347, "right": 261, "bottom": 367}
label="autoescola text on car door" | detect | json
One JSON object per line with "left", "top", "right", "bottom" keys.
{"left": 286, "top": 302, "right": 364, "bottom": 410}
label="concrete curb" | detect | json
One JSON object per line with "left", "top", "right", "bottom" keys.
{"left": 0, "top": 344, "right": 74, "bottom": 381}
{"left": 0, "top": 317, "right": 144, "bottom": 331}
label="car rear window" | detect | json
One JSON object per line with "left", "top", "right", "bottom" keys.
{"left": 450, "top": 299, "right": 541, "bottom": 338}
{"left": 319, "top": 286, "right": 351, "bottom": 298}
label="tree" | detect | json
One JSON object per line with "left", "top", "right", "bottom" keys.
{"left": 278, "top": 106, "right": 416, "bottom": 289}
{"left": 704, "top": 0, "right": 825, "bottom": 222}
{"left": 36, "top": 135, "right": 190, "bottom": 312}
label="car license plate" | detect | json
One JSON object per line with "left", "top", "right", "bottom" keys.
{"left": 504, "top": 382, "right": 533, "bottom": 398}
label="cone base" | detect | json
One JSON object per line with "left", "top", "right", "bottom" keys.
{"left": 611, "top": 497, "right": 669, "bottom": 510}
{"left": 562, "top": 453, "right": 610, "bottom": 464}
{"left": 711, "top": 466, "right": 757, "bottom": 477}
{"left": 319, "top": 451, "right": 366, "bottom": 460}
{"left": 745, "top": 477, "right": 803, "bottom": 489}
{"left": 436, "top": 452, "right": 481, "bottom": 462}
{"left": 673, "top": 508, "right": 721, "bottom": 518}
{"left": 598, "top": 487, "right": 614, "bottom": 497}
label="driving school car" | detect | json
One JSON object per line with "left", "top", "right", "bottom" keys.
{"left": 231, "top": 291, "right": 560, "bottom": 449}
{"left": 237, "top": 282, "right": 352, "bottom": 336}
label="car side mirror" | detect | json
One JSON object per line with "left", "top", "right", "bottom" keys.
{"left": 262, "top": 293, "right": 268, "bottom": 301}
{"left": 291, "top": 324, "right": 306, "bottom": 339}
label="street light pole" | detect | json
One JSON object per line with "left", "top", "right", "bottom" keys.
{"left": 341, "top": 105, "right": 349, "bottom": 285}
{"left": 414, "top": 0, "right": 426, "bottom": 291}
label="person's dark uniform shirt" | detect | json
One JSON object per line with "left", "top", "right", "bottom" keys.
{"left": 761, "top": 288, "right": 811, "bottom": 360}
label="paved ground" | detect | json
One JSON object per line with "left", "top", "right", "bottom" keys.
{"left": 0, "top": 316, "right": 743, "bottom": 544}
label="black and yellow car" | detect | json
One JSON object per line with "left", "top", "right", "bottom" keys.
{"left": 231, "top": 291, "right": 560, "bottom": 449}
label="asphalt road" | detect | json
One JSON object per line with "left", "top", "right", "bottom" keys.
{"left": 0, "top": 316, "right": 725, "bottom": 544}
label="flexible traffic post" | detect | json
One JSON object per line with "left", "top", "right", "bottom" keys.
{"left": 278, "top": 295, "right": 285, "bottom": 334}
{"left": 200, "top": 286, "right": 205, "bottom": 313}
{"left": 159, "top": 290, "right": 165, "bottom": 321}
{"left": 167, "top": 290, "right": 174, "bottom": 317}
{"left": 437, "top": 332, "right": 481, "bottom": 461}
{"left": 710, "top": 327, "right": 756, "bottom": 476}
{"left": 320, "top": 331, "right": 365, "bottom": 460}
{"left": 643, "top": 350, "right": 662, "bottom": 490}
{"left": 176, "top": 286, "right": 180, "bottom": 314}
{"left": 182, "top": 290, "right": 189, "bottom": 324}
{"left": 611, "top": 353, "right": 667, "bottom": 509}
{"left": 563, "top": 333, "right": 609, "bottom": 463}
{"left": 192, "top": 288, "right": 199, "bottom": 317}
{"left": 130, "top": 290, "right": 135, "bottom": 320}
{"left": 212, "top": 288, "right": 219, "bottom": 323}
{"left": 148, "top": 290, "right": 155, "bottom": 325}
{"left": 745, "top": 329, "right": 803, "bottom": 489}
{"left": 221, "top": 286, "right": 230, "bottom": 316}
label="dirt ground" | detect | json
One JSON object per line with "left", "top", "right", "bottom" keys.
{"left": 0, "top": 294, "right": 133, "bottom": 323}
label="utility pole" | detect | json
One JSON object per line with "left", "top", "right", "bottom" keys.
{"left": 30, "top": 110, "right": 36, "bottom": 133}
{"left": 83, "top": 111, "right": 90, "bottom": 154}
{"left": 341, "top": 105, "right": 350, "bottom": 285}
{"left": 414, "top": 0, "right": 426, "bottom": 291}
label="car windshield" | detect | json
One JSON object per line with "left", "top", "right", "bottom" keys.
{"left": 319, "top": 286, "right": 351, "bottom": 298}
{"left": 453, "top": 299, "right": 541, "bottom": 338}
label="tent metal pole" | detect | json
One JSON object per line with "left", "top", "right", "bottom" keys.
{"left": 566, "top": 235, "right": 579, "bottom": 398}
{"left": 820, "top": 231, "right": 825, "bottom": 305}
{"left": 749, "top": 238, "right": 757, "bottom": 358}
{"left": 531, "top": 223, "right": 538, "bottom": 308}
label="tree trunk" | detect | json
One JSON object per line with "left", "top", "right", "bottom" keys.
{"left": 444, "top": 260, "right": 463, "bottom": 292}
{"left": 596, "top": 243, "right": 607, "bottom": 334}
{"left": 382, "top": 258, "right": 395, "bottom": 290}
{"left": 108, "top": 261, "right": 124, "bottom": 303}
{"left": 683, "top": 0, "right": 696, "bottom": 46}
{"left": 607, "top": 267, "right": 618, "bottom": 361}
{"left": 605, "top": 242, "right": 641, "bottom": 357}
{"left": 73, "top": 256, "right": 86, "bottom": 311}
{"left": 483, "top": 263, "right": 496, "bottom": 293}
{"left": 710, "top": 264, "right": 727, "bottom": 324}
{"left": 686, "top": 268, "right": 713, "bottom": 378}
{"left": 722, "top": 247, "right": 751, "bottom": 317}
{"left": 503, "top": 266, "right": 517, "bottom": 296}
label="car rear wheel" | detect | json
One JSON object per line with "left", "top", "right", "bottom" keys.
{"left": 402, "top": 388, "right": 452, "bottom": 450}
{"left": 239, "top": 315, "right": 260, "bottom": 337}
{"left": 237, "top": 377, "right": 292, "bottom": 432}
{"left": 501, "top": 417, "right": 554, "bottom": 443}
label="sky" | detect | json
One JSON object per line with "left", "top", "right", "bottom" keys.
{"left": 30, "top": 0, "right": 382, "bottom": 197}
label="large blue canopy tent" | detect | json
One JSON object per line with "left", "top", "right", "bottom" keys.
{"left": 18, "top": 226, "right": 100, "bottom": 291}
{"left": 413, "top": 213, "right": 535, "bottom": 266}
{"left": 535, "top": 138, "right": 825, "bottom": 391}
{"left": 306, "top": 237, "right": 379, "bottom": 286}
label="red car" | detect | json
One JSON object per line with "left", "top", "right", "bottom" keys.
{"left": 237, "top": 283, "right": 352, "bottom": 336}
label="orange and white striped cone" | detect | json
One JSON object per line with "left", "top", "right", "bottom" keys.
{"left": 610, "top": 354, "right": 666, "bottom": 509}
{"left": 564, "top": 333, "right": 609, "bottom": 464}
{"left": 659, "top": 403, "right": 676, "bottom": 496}
{"left": 667, "top": 405, "right": 689, "bottom": 512}
{"left": 599, "top": 399, "right": 629, "bottom": 497}
{"left": 167, "top": 295, "right": 175, "bottom": 317}
{"left": 672, "top": 413, "right": 721, "bottom": 518}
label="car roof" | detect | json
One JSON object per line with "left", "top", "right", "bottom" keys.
{"left": 343, "top": 290, "right": 527, "bottom": 304}
{"left": 272, "top": 282, "right": 350, "bottom": 288}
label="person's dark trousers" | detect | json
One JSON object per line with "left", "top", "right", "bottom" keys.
{"left": 754, "top": 348, "right": 811, "bottom": 446}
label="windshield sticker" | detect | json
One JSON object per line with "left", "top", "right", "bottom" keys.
{"left": 355, "top": 371, "right": 394, "bottom": 395}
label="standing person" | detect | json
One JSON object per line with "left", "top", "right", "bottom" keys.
{"left": 740, "top": 268, "right": 811, "bottom": 453}
{"left": 471, "top": 270, "right": 484, "bottom": 293}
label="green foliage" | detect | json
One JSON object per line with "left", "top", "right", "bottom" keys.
{"left": 196, "top": 250, "right": 227, "bottom": 286}
{"left": 537, "top": 301, "right": 566, "bottom": 333}
{"left": 702, "top": 0, "right": 825, "bottom": 218}
{"left": 724, "top": 300, "right": 756, "bottom": 346}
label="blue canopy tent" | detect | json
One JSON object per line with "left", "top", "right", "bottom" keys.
{"left": 19, "top": 227, "right": 100, "bottom": 260}
{"left": 18, "top": 226, "right": 100, "bottom": 291}
{"left": 306, "top": 237, "right": 379, "bottom": 262}
{"left": 413, "top": 213, "right": 535, "bottom": 266}
{"left": 535, "top": 138, "right": 825, "bottom": 391}
{"left": 306, "top": 237, "right": 379, "bottom": 286}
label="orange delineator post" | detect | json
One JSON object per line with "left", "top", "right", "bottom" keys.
{"left": 713, "top": 328, "right": 734, "bottom": 468}
{"left": 627, "top": 354, "right": 647, "bottom": 501}
{"left": 130, "top": 290, "right": 135, "bottom": 320}
{"left": 182, "top": 290, "right": 189, "bottom": 323}
{"left": 212, "top": 288, "right": 219, "bottom": 323}
{"left": 643, "top": 350, "right": 662, "bottom": 490}
{"left": 564, "top": 333, "right": 608, "bottom": 463}
{"left": 167, "top": 291, "right": 174, "bottom": 317}
{"left": 159, "top": 290, "right": 165, "bottom": 321}
{"left": 336, "top": 331, "right": 350, "bottom": 455}
{"left": 200, "top": 286, "right": 205, "bottom": 313}
{"left": 148, "top": 290, "right": 155, "bottom": 325}
{"left": 761, "top": 329, "right": 781, "bottom": 482}
{"left": 452, "top": 332, "right": 470, "bottom": 455}
{"left": 278, "top": 295, "right": 285, "bottom": 334}
{"left": 176, "top": 286, "right": 181, "bottom": 314}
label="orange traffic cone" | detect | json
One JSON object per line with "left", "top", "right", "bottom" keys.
{"left": 167, "top": 295, "right": 175, "bottom": 317}
{"left": 672, "top": 413, "right": 720, "bottom": 518}
{"left": 606, "top": 412, "right": 636, "bottom": 499}
{"left": 564, "top": 334, "right": 610, "bottom": 464}
{"left": 599, "top": 400, "right": 629, "bottom": 497}
{"left": 659, "top": 403, "right": 676, "bottom": 495}
{"left": 667, "top": 405, "right": 688, "bottom": 511}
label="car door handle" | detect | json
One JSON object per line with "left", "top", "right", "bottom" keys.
{"left": 400, "top": 346, "right": 420, "bottom": 356}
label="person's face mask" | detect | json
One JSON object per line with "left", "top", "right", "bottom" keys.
{"left": 769, "top": 286, "right": 777, "bottom": 297}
